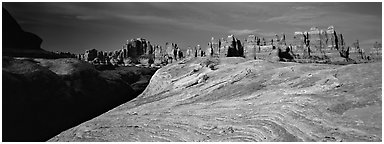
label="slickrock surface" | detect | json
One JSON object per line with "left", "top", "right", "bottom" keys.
{"left": 49, "top": 57, "right": 381, "bottom": 142}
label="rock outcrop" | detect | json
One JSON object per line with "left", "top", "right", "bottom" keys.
{"left": 292, "top": 26, "right": 344, "bottom": 60}
{"left": 78, "top": 39, "right": 183, "bottom": 66}
{"left": 186, "top": 45, "right": 205, "bottom": 58}
{"left": 202, "top": 35, "right": 243, "bottom": 58}
{"left": 206, "top": 37, "right": 221, "bottom": 57}
{"left": 3, "top": 8, "right": 75, "bottom": 58}
{"left": 243, "top": 34, "right": 294, "bottom": 62}
{"left": 2, "top": 57, "right": 157, "bottom": 141}
{"left": 3, "top": 8, "right": 42, "bottom": 50}
{"left": 349, "top": 40, "right": 382, "bottom": 63}
{"left": 222, "top": 35, "right": 243, "bottom": 57}
{"left": 49, "top": 57, "right": 381, "bottom": 142}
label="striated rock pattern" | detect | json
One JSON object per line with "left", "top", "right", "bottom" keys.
{"left": 50, "top": 57, "right": 381, "bottom": 142}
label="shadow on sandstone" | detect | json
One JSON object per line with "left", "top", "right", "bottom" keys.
{"left": 2, "top": 57, "right": 157, "bottom": 141}
{"left": 2, "top": 8, "right": 158, "bottom": 141}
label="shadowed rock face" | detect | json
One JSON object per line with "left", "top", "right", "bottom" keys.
{"left": 2, "top": 57, "right": 157, "bottom": 141}
{"left": 3, "top": 8, "right": 42, "bottom": 50}
{"left": 49, "top": 57, "right": 381, "bottom": 142}
{"left": 3, "top": 8, "right": 73, "bottom": 58}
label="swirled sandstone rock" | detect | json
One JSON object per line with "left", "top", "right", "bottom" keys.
{"left": 49, "top": 57, "right": 381, "bottom": 142}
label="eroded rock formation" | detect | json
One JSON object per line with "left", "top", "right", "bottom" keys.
{"left": 201, "top": 35, "right": 243, "bottom": 58}
{"left": 238, "top": 26, "right": 375, "bottom": 64}
{"left": 78, "top": 39, "right": 185, "bottom": 67}
{"left": 292, "top": 26, "right": 344, "bottom": 60}
{"left": 243, "top": 33, "right": 294, "bottom": 62}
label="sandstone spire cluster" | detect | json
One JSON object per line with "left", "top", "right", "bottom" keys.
{"left": 77, "top": 38, "right": 184, "bottom": 66}
{"left": 186, "top": 35, "right": 244, "bottom": 58}
{"left": 77, "top": 26, "right": 381, "bottom": 66}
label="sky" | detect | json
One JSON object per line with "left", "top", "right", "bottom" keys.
{"left": 3, "top": 2, "right": 382, "bottom": 54}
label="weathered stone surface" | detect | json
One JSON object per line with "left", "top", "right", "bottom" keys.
{"left": 49, "top": 57, "right": 381, "bottom": 142}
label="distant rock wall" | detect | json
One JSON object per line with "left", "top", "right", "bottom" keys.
{"left": 78, "top": 25, "right": 379, "bottom": 65}
{"left": 292, "top": 26, "right": 345, "bottom": 59}
{"left": 78, "top": 38, "right": 185, "bottom": 66}
{"left": 243, "top": 33, "right": 292, "bottom": 62}
{"left": 190, "top": 35, "right": 243, "bottom": 59}
{"left": 239, "top": 26, "right": 378, "bottom": 63}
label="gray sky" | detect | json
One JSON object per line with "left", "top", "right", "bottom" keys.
{"left": 3, "top": 2, "right": 382, "bottom": 54}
